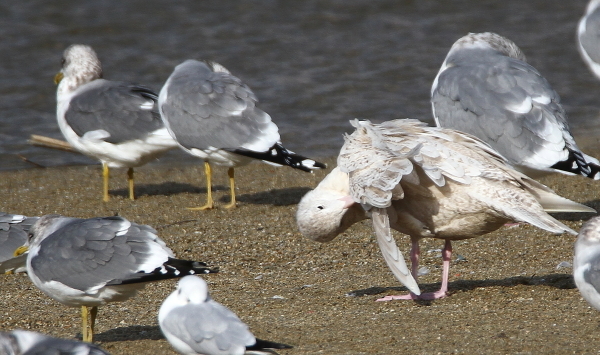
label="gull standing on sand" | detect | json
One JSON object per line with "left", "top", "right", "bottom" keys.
{"left": 0, "top": 213, "right": 38, "bottom": 274}
{"left": 0, "top": 330, "right": 111, "bottom": 355}
{"left": 14, "top": 214, "right": 218, "bottom": 342}
{"left": 431, "top": 32, "right": 600, "bottom": 179}
{"left": 578, "top": 0, "right": 600, "bottom": 79}
{"left": 574, "top": 215, "right": 600, "bottom": 311}
{"left": 55, "top": 44, "right": 178, "bottom": 202}
{"left": 297, "top": 119, "right": 594, "bottom": 300}
{"left": 159, "top": 275, "right": 293, "bottom": 355}
{"left": 158, "top": 60, "right": 326, "bottom": 210}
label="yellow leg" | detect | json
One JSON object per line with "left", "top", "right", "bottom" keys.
{"left": 188, "top": 161, "right": 214, "bottom": 210}
{"left": 127, "top": 168, "right": 135, "bottom": 200}
{"left": 102, "top": 163, "right": 110, "bottom": 202}
{"left": 223, "top": 167, "right": 236, "bottom": 209}
{"left": 81, "top": 305, "right": 98, "bottom": 343}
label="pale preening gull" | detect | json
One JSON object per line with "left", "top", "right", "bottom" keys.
{"left": 0, "top": 213, "right": 38, "bottom": 274}
{"left": 297, "top": 119, "right": 594, "bottom": 300}
{"left": 158, "top": 59, "right": 326, "bottom": 210}
{"left": 578, "top": 0, "right": 600, "bottom": 79}
{"left": 159, "top": 275, "right": 293, "bottom": 355}
{"left": 0, "top": 330, "right": 111, "bottom": 355}
{"left": 55, "top": 44, "right": 178, "bottom": 202}
{"left": 14, "top": 214, "right": 218, "bottom": 342}
{"left": 574, "top": 215, "right": 600, "bottom": 311}
{"left": 431, "top": 32, "right": 600, "bottom": 179}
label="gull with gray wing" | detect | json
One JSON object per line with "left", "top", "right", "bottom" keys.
{"left": 574, "top": 215, "right": 600, "bottom": 311}
{"left": 578, "top": 0, "right": 600, "bottom": 79}
{"left": 0, "top": 330, "right": 111, "bottom": 355}
{"left": 297, "top": 119, "right": 594, "bottom": 300}
{"left": 14, "top": 214, "right": 218, "bottom": 342}
{"left": 0, "top": 213, "right": 38, "bottom": 274}
{"left": 158, "top": 60, "right": 326, "bottom": 210}
{"left": 159, "top": 275, "right": 292, "bottom": 355}
{"left": 55, "top": 44, "right": 178, "bottom": 202}
{"left": 431, "top": 32, "right": 600, "bottom": 179}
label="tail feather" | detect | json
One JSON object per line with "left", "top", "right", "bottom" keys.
{"left": 246, "top": 338, "right": 293, "bottom": 353}
{"left": 106, "top": 258, "right": 218, "bottom": 285}
{"left": 227, "top": 143, "right": 326, "bottom": 172}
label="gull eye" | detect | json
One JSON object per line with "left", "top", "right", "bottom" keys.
{"left": 61, "top": 58, "right": 66, "bottom": 66}
{"left": 317, "top": 205, "right": 324, "bottom": 210}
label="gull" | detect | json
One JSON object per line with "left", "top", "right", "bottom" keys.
{"left": 574, "top": 215, "right": 600, "bottom": 311}
{"left": 0, "top": 213, "right": 38, "bottom": 274}
{"left": 296, "top": 119, "right": 594, "bottom": 300}
{"left": 578, "top": 0, "right": 600, "bottom": 79}
{"left": 431, "top": 32, "right": 600, "bottom": 179}
{"left": 159, "top": 275, "right": 292, "bottom": 355}
{"left": 0, "top": 330, "right": 110, "bottom": 355}
{"left": 55, "top": 44, "right": 178, "bottom": 202}
{"left": 158, "top": 59, "right": 326, "bottom": 210}
{"left": 14, "top": 214, "right": 218, "bottom": 343}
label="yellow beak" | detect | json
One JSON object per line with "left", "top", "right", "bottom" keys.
{"left": 14, "top": 245, "right": 29, "bottom": 257}
{"left": 54, "top": 72, "right": 64, "bottom": 85}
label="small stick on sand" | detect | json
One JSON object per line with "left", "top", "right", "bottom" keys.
{"left": 28, "top": 134, "right": 78, "bottom": 153}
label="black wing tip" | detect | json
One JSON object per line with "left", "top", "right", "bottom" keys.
{"left": 227, "top": 143, "right": 326, "bottom": 172}
{"left": 551, "top": 150, "right": 600, "bottom": 180}
{"left": 249, "top": 338, "right": 294, "bottom": 350}
{"left": 106, "top": 258, "right": 218, "bottom": 285}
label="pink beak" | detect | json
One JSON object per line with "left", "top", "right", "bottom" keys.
{"left": 338, "top": 195, "right": 355, "bottom": 209}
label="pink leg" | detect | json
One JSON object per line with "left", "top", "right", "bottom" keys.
{"left": 377, "top": 239, "right": 452, "bottom": 301}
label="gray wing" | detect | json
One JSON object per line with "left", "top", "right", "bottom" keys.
{"left": 161, "top": 301, "right": 255, "bottom": 353}
{"left": 583, "top": 255, "right": 600, "bottom": 294}
{"left": 432, "top": 48, "right": 574, "bottom": 170}
{"left": 0, "top": 213, "right": 38, "bottom": 262}
{"left": 0, "top": 332, "right": 19, "bottom": 355}
{"left": 160, "top": 60, "right": 279, "bottom": 151}
{"left": 30, "top": 216, "right": 172, "bottom": 291}
{"left": 23, "top": 339, "right": 110, "bottom": 355}
{"left": 66, "top": 80, "right": 164, "bottom": 144}
{"left": 579, "top": 5, "right": 600, "bottom": 66}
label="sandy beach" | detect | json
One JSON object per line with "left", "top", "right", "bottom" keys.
{"left": 2, "top": 155, "right": 600, "bottom": 354}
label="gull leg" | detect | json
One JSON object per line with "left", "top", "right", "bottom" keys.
{"left": 223, "top": 167, "right": 237, "bottom": 209}
{"left": 127, "top": 167, "right": 135, "bottom": 200}
{"left": 188, "top": 161, "right": 214, "bottom": 210}
{"left": 380, "top": 239, "right": 452, "bottom": 300}
{"left": 433, "top": 239, "right": 452, "bottom": 298}
{"left": 377, "top": 238, "right": 421, "bottom": 301}
{"left": 102, "top": 163, "right": 110, "bottom": 202}
{"left": 81, "top": 305, "right": 98, "bottom": 343}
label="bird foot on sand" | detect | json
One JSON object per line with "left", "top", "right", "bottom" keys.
{"left": 376, "top": 291, "right": 447, "bottom": 301}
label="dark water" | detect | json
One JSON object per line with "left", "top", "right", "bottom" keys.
{"left": 1, "top": 0, "right": 599, "bottom": 170}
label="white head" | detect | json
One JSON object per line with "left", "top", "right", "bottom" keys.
{"left": 27, "top": 214, "right": 74, "bottom": 248}
{"left": 296, "top": 167, "right": 366, "bottom": 242}
{"left": 56, "top": 44, "right": 102, "bottom": 94}
{"left": 172, "top": 275, "right": 210, "bottom": 305}
{"left": 450, "top": 32, "right": 527, "bottom": 62}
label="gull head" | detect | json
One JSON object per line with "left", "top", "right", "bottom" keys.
{"left": 172, "top": 275, "right": 210, "bottom": 305}
{"left": 296, "top": 167, "right": 366, "bottom": 242}
{"left": 56, "top": 44, "right": 103, "bottom": 92}
{"left": 451, "top": 32, "right": 527, "bottom": 62}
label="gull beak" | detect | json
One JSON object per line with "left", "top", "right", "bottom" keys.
{"left": 54, "top": 72, "right": 64, "bottom": 85}
{"left": 338, "top": 195, "right": 355, "bottom": 209}
{"left": 14, "top": 245, "right": 29, "bottom": 257}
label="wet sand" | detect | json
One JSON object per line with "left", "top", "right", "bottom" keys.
{"left": 2, "top": 155, "right": 600, "bottom": 354}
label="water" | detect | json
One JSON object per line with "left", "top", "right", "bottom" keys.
{"left": 1, "top": 0, "right": 598, "bottom": 170}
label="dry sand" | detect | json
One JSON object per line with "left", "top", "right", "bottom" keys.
{"left": 2, "top": 156, "right": 600, "bottom": 354}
